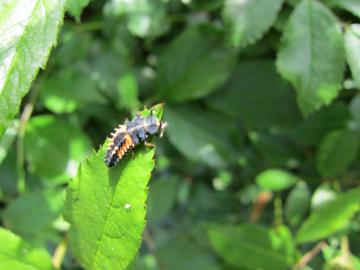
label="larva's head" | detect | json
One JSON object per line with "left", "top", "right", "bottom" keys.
{"left": 144, "top": 114, "right": 168, "bottom": 137}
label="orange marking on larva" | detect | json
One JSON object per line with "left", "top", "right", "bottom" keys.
{"left": 116, "top": 134, "right": 134, "bottom": 159}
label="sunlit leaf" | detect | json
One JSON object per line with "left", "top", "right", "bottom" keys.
{"left": 0, "top": 0, "right": 65, "bottom": 139}
{"left": 296, "top": 187, "right": 360, "bottom": 243}
{"left": 0, "top": 228, "right": 53, "bottom": 270}
{"left": 64, "top": 105, "right": 163, "bottom": 270}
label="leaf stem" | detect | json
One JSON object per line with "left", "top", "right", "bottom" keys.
{"left": 16, "top": 68, "right": 48, "bottom": 193}
{"left": 294, "top": 241, "right": 327, "bottom": 270}
{"left": 274, "top": 192, "right": 283, "bottom": 227}
{"left": 52, "top": 235, "right": 68, "bottom": 269}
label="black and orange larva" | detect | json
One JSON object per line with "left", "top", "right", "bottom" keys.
{"left": 104, "top": 111, "right": 167, "bottom": 167}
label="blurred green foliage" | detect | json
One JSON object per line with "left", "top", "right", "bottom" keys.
{"left": 1, "top": 0, "right": 360, "bottom": 269}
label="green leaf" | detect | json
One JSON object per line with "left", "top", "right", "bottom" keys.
{"left": 25, "top": 115, "right": 92, "bottom": 182}
{"left": 223, "top": 0, "right": 284, "bottom": 47}
{"left": 0, "top": 228, "right": 53, "bottom": 270}
{"left": 64, "top": 105, "right": 163, "bottom": 270}
{"left": 157, "top": 233, "right": 220, "bottom": 270}
{"left": 331, "top": 0, "right": 360, "bottom": 18}
{"left": 147, "top": 177, "right": 179, "bottom": 224}
{"left": 276, "top": 0, "right": 345, "bottom": 116}
{"left": 256, "top": 169, "right": 299, "bottom": 191}
{"left": 0, "top": 0, "right": 65, "bottom": 139}
{"left": 65, "top": 0, "right": 90, "bottom": 22}
{"left": 345, "top": 24, "right": 360, "bottom": 90}
{"left": 206, "top": 60, "right": 301, "bottom": 131}
{"left": 2, "top": 189, "right": 65, "bottom": 237}
{"left": 316, "top": 129, "right": 359, "bottom": 177}
{"left": 40, "top": 70, "right": 106, "bottom": 114}
{"left": 104, "top": 0, "right": 169, "bottom": 38}
{"left": 117, "top": 72, "right": 140, "bottom": 111}
{"left": 296, "top": 187, "right": 360, "bottom": 243}
{"left": 164, "top": 104, "right": 235, "bottom": 168}
{"left": 208, "top": 224, "right": 294, "bottom": 270}
{"left": 285, "top": 181, "right": 310, "bottom": 227}
{"left": 311, "top": 184, "right": 337, "bottom": 212}
{"left": 156, "top": 25, "right": 237, "bottom": 102}
{"left": 290, "top": 102, "right": 350, "bottom": 145}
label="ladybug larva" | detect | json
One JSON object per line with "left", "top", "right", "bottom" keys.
{"left": 104, "top": 111, "right": 168, "bottom": 167}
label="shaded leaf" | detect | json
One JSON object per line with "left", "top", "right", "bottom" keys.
{"left": 208, "top": 224, "right": 294, "bottom": 270}
{"left": 164, "top": 104, "right": 235, "bottom": 168}
{"left": 290, "top": 102, "right": 350, "bottom": 145}
{"left": 331, "top": 0, "right": 360, "bottom": 18}
{"left": 223, "top": 0, "right": 284, "bottom": 47}
{"left": 345, "top": 24, "right": 360, "bottom": 90}
{"left": 0, "top": 0, "right": 65, "bottom": 139}
{"left": 25, "top": 115, "right": 92, "bottom": 182}
{"left": 2, "top": 189, "right": 65, "bottom": 237}
{"left": 276, "top": 0, "right": 345, "bottom": 115}
{"left": 316, "top": 129, "right": 359, "bottom": 177}
{"left": 0, "top": 228, "right": 53, "bottom": 270}
{"left": 207, "top": 60, "right": 301, "bottom": 131}
{"left": 157, "top": 25, "right": 237, "bottom": 102}
{"left": 296, "top": 187, "right": 360, "bottom": 243}
{"left": 64, "top": 105, "right": 163, "bottom": 270}
{"left": 104, "top": 0, "right": 169, "bottom": 38}
{"left": 147, "top": 177, "right": 179, "bottom": 224}
{"left": 40, "top": 70, "right": 106, "bottom": 114}
{"left": 256, "top": 169, "right": 299, "bottom": 191}
{"left": 285, "top": 181, "right": 310, "bottom": 227}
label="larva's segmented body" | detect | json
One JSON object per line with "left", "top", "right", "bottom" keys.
{"left": 105, "top": 113, "right": 167, "bottom": 167}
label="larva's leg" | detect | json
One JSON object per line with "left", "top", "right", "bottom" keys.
{"left": 144, "top": 141, "right": 155, "bottom": 148}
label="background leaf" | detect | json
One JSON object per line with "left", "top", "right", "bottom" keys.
{"left": 276, "top": 0, "right": 345, "bottom": 115}
{"left": 65, "top": 0, "right": 90, "bottom": 22}
{"left": 0, "top": 0, "right": 65, "bottom": 139}
{"left": 25, "top": 115, "right": 92, "bottom": 182}
{"left": 345, "top": 24, "right": 360, "bottom": 90}
{"left": 208, "top": 224, "right": 294, "bottom": 270}
{"left": 156, "top": 25, "right": 237, "bottom": 102}
{"left": 256, "top": 169, "right": 299, "bottom": 191}
{"left": 316, "top": 129, "right": 359, "bottom": 177}
{"left": 2, "top": 188, "right": 65, "bottom": 238}
{"left": 0, "top": 228, "right": 53, "bottom": 270}
{"left": 296, "top": 187, "right": 360, "bottom": 243}
{"left": 222, "top": 0, "right": 284, "bottom": 47}
{"left": 207, "top": 60, "right": 301, "bottom": 131}
{"left": 165, "top": 104, "right": 235, "bottom": 168}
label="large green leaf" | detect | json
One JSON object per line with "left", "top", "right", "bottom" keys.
{"left": 345, "top": 24, "right": 360, "bottom": 90}
{"left": 0, "top": 0, "right": 65, "bottom": 139}
{"left": 276, "top": 0, "right": 345, "bottom": 116}
{"left": 156, "top": 25, "right": 237, "bottom": 102}
{"left": 64, "top": 105, "right": 163, "bottom": 270}
{"left": 0, "top": 228, "right": 53, "bottom": 270}
{"left": 222, "top": 0, "right": 284, "bottom": 47}
{"left": 206, "top": 60, "right": 301, "bottom": 131}
{"left": 296, "top": 187, "right": 360, "bottom": 243}
{"left": 2, "top": 189, "right": 65, "bottom": 237}
{"left": 25, "top": 115, "right": 92, "bottom": 182}
{"left": 208, "top": 224, "right": 294, "bottom": 270}
{"left": 164, "top": 104, "right": 235, "bottom": 168}
{"left": 316, "top": 129, "right": 359, "bottom": 177}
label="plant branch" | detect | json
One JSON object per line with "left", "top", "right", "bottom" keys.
{"left": 294, "top": 241, "right": 327, "bottom": 270}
